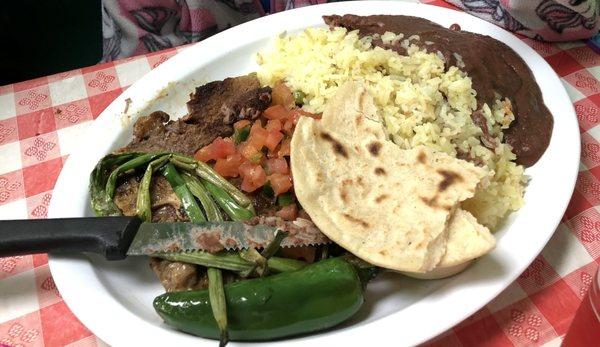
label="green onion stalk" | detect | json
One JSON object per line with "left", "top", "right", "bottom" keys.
{"left": 136, "top": 154, "right": 171, "bottom": 222}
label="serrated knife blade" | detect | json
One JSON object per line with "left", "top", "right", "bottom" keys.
{"left": 126, "top": 217, "right": 329, "bottom": 255}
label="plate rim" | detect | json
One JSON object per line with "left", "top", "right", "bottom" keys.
{"left": 47, "top": 2, "right": 580, "bottom": 346}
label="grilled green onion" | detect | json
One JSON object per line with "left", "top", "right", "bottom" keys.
{"left": 106, "top": 153, "right": 163, "bottom": 198}
{"left": 170, "top": 154, "right": 253, "bottom": 211}
{"left": 207, "top": 268, "right": 228, "bottom": 347}
{"left": 157, "top": 251, "right": 306, "bottom": 273}
{"left": 161, "top": 163, "right": 206, "bottom": 222}
{"left": 204, "top": 182, "right": 254, "bottom": 221}
{"left": 136, "top": 155, "right": 171, "bottom": 222}
{"left": 181, "top": 172, "right": 222, "bottom": 222}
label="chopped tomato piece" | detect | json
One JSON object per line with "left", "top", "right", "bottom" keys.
{"left": 214, "top": 153, "right": 243, "bottom": 178}
{"left": 238, "top": 160, "right": 253, "bottom": 178}
{"left": 282, "top": 119, "right": 294, "bottom": 135}
{"left": 194, "top": 137, "right": 235, "bottom": 162}
{"left": 234, "top": 120, "right": 251, "bottom": 129}
{"left": 212, "top": 137, "right": 236, "bottom": 159}
{"left": 264, "top": 158, "right": 289, "bottom": 175}
{"left": 269, "top": 173, "right": 292, "bottom": 195}
{"left": 264, "top": 105, "right": 289, "bottom": 120}
{"left": 265, "top": 130, "right": 284, "bottom": 151}
{"left": 247, "top": 122, "right": 268, "bottom": 150}
{"left": 277, "top": 139, "right": 291, "bottom": 157}
{"left": 271, "top": 82, "right": 294, "bottom": 109}
{"left": 241, "top": 165, "right": 267, "bottom": 192}
{"left": 266, "top": 119, "right": 282, "bottom": 132}
{"left": 194, "top": 146, "right": 212, "bottom": 162}
{"left": 276, "top": 203, "right": 298, "bottom": 221}
{"left": 239, "top": 143, "right": 262, "bottom": 164}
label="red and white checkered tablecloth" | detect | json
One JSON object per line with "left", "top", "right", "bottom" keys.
{"left": 0, "top": 1, "right": 598, "bottom": 346}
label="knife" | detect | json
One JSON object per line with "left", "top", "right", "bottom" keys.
{"left": 0, "top": 216, "right": 329, "bottom": 260}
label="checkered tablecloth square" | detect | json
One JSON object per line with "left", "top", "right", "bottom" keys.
{"left": 0, "top": 1, "right": 598, "bottom": 345}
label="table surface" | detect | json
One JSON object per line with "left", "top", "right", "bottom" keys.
{"left": 0, "top": 1, "right": 599, "bottom": 346}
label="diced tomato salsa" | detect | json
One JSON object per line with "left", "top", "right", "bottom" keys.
{"left": 194, "top": 81, "right": 319, "bottom": 219}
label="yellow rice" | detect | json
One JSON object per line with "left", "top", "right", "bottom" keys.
{"left": 256, "top": 27, "right": 526, "bottom": 229}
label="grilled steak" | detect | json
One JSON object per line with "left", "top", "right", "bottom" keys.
{"left": 221, "top": 86, "right": 272, "bottom": 124}
{"left": 121, "top": 74, "right": 271, "bottom": 156}
{"left": 184, "top": 73, "right": 264, "bottom": 123}
{"left": 149, "top": 258, "right": 208, "bottom": 292}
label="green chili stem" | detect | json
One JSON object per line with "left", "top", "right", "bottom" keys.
{"left": 157, "top": 251, "right": 306, "bottom": 273}
{"left": 170, "top": 154, "right": 253, "bottom": 211}
{"left": 207, "top": 268, "right": 228, "bottom": 347}
{"left": 181, "top": 172, "right": 222, "bottom": 222}
{"left": 136, "top": 155, "right": 171, "bottom": 222}
{"left": 204, "top": 181, "right": 254, "bottom": 221}
{"left": 106, "top": 153, "right": 162, "bottom": 198}
{"left": 161, "top": 163, "right": 206, "bottom": 222}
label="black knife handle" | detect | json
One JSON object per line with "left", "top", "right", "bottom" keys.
{"left": 0, "top": 216, "right": 142, "bottom": 260}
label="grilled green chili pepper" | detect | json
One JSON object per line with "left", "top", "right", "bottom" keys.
{"left": 153, "top": 257, "right": 368, "bottom": 341}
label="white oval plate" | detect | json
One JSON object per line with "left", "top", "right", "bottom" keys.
{"left": 48, "top": 2, "right": 579, "bottom": 346}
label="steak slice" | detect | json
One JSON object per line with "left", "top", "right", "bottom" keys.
{"left": 221, "top": 86, "right": 272, "bottom": 124}
{"left": 120, "top": 74, "right": 271, "bottom": 156}
{"left": 120, "top": 111, "right": 233, "bottom": 156}
{"left": 183, "top": 73, "right": 262, "bottom": 123}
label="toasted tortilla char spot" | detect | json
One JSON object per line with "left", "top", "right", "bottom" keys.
{"left": 420, "top": 196, "right": 436, "bottom": 207}
{"left": 320, "top": 131, "right": 348, "bottom": 158}
{"left": 419, "top": 195, "right": 452, "bottom": 211}
{"left": 374, "top": 167, "right": 386, "bottom": 175}
{"left": 375, "top": 194, "right": 389, "bottom": 203}
{"left": 437, "top": 169, "right": 463, "bottom": 192}
{"left": 340, "top": 186, "right": 349, "bottom": 203}
{"left": 355, "top": 115, "right": 363, "bottom": 125}
{"left": 368, "top": 141, "right": 382, "bottom": 156}
{"left": 357, "top": 176, "right": 365, "bottom": 186}
{"left": 342, "top": 213, "right": 370, "bottom": 228}
{"left": 417, "top": 151, "right": 427, "bottom": 164}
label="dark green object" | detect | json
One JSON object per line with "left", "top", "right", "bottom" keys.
{"left": 261, "top": 182, "right": 275, "bottom": 199}
{"left": 89, "top": 153, "right": 138, "bottom": 216}
{"left": 204, "top": 181, "right": 254, "bottom": 221}
{"left": 153, "top": 257, "right": 365, "bottom": 341}
{"left": 277, "top": 193, "right": 293, "bottom": 206}
{"left": 293, "top": 90, "right": 306, "bottom": 106}
{"left": 233, "top": 125, "right": 251, "bottom": 144}
{"left": 161, "top": 163, "right": 206, "bottom": 222}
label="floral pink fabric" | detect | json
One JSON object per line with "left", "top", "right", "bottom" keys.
{"left": 101, "top": 0, "right": 326, "bottom": 61}
{"left": 447, "top": 0, "right": 600, "bottom": 42}
{"left": 101, "top": 0, "right": 599, "bottom": 60}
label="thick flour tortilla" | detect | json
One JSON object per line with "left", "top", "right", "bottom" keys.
{"left": 291, "top": 82, "right": 491, "bottom": 273}
{"left": 404, "top": 209, "right": 496, "bottom": 279}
